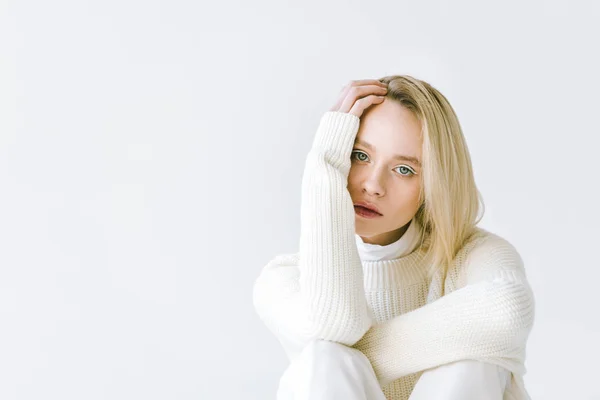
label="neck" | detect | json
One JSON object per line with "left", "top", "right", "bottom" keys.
{"left": 359, "top": 220, "right": 412, "bottom": 246}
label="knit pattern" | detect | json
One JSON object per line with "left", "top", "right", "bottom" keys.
{"left": 252, "top": 111, "right": 535, "bottom": 400}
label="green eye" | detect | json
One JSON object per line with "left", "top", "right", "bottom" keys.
{"left": 395, "top": 166, "right": 416, "bottom": 176}
{"left": 351, "top": 150, "right": 369, "bottom": 162}
{"left": 352, "top": 150, "right": 416, "bottom": 177}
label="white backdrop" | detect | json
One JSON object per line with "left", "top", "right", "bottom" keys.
{"left": 1, "top": 0, "right": 599, "bottom": 399}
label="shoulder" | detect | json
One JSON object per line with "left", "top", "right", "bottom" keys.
{"left": 454, "top": 227, "right": 528, "bottom": 286}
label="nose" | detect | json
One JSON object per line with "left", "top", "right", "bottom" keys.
{"left": 361, "top": 169, "right": 385, "bottom": 197}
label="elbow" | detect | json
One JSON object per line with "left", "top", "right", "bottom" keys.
{"left": 509, "top": 282, "right": 535, "bottom": 332}
{"left": 515, "top": 283, "right": 536, "bottom": 344}
{"left": 493, "top": 281, "right": 536, "bottom": 350}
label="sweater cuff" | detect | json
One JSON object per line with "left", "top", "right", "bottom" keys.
{"left": 311, "top": 111, "right": 360, "bottom": 159}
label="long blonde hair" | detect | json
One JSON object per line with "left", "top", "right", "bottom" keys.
{"left": 378, "top": 75, "right": 485, "bottom": 282}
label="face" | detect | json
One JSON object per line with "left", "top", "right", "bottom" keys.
{"left": 349, "top": 98, "right": 423, "bottom": 246}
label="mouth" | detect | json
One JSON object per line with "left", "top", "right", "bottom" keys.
{"left": 353, "top": 201, "right": 382, "bottom": 215}
{"left": 354, "top": 205, "right": 383, "bottom": 218}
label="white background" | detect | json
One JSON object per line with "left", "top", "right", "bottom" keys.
{"left": 1, "top": 0, "right": 599, "bottom": 399}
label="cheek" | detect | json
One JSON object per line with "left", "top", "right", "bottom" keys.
{"left": 393, "top": 180, "right": 420, "bottom": 197}
{"left": 389, "top": 184, "right": 421, "bottom": 210}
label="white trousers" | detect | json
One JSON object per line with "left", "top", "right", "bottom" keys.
{"left": 277, "top": 340, "right": 511, "bottom": 400}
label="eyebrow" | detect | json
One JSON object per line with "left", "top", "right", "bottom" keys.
{"left": 354, "top": 139, "right": 422, "bottom": 167}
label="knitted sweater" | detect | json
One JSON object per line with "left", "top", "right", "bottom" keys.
{"left": 252, "top": 111, "right": 536, "bottom": 400}
{"left": 354, "top": 217, "right": 423, "bottom": 262}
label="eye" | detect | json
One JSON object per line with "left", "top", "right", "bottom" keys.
{"left": 352, "top": 150, "right": 416, "bottom": 177}
{"left": 394, "top": 165, "right": 416, "bottom": 176}
{"left": 351, "top": 150, "right": 369, "bottom": 162}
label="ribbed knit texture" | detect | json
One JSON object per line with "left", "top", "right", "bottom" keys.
{"left": 252, "top": 111, "right": 535, "bottom": 400}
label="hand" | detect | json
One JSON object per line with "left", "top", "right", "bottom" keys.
{"left": 329, "top": 79, "right": 388, "bottom": 118}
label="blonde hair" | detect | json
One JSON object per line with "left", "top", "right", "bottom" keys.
{"left": 377, "top": 74, "right": 485, "bottom": 283}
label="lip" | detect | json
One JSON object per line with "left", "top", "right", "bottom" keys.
{"left": 355, "top": 206, "right": 382, "bottom": 219}
{"left": 353, "top": 201, "right": 382, "bottom": 216}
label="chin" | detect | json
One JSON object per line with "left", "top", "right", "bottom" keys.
{"left": 355, "top": 227, "right": 377, "bottom": 237}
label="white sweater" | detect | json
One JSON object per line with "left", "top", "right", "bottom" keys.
{"left": 354, "top": 218, "right": 423, "bottom": 262}
{"left": 355, "top": 218, "right": 511, "bottom": 398}
{"left": 252, "top": 111, "right": 535, "bottom": 400}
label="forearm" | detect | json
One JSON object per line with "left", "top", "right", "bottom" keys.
{"left": 298, "top": 111, "right": 372, "bottom": 345}
{"left": 352, "top": 271, "right": 535, "bottom": 386}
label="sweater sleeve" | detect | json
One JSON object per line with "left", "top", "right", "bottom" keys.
{"left": 252, "top": 111, "right": 373, "bottom": 359}
{"left": 351, "top": 235, "right": 536, "bottom": 387}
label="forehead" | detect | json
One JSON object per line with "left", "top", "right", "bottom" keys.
{"left": 355, "top": 100, "right": 422, "bottom": 158}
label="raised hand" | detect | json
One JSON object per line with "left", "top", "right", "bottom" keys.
{"left": 329, "top": 79, "right": 388, "bottom": 118}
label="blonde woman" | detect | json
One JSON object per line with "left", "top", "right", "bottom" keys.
{"left": 253, "top": 76, "right": 535, "bottom": 400}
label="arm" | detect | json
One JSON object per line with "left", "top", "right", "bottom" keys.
{"left": 298, "top": 111, "right": 373, "bottom": 343}
{"left": 351, "top": 235, "right": 536, "bottom": 387}
{"left": 253, "top": 111, "right": 373, "bottom": 359}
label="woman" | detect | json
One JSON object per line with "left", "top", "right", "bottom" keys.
{"left": 253, "top": 75, "right": 535, "bottom": 399}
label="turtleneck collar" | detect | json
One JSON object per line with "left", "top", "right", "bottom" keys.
{"left": 355, "top": 218, "right": 423, "bottom": 262}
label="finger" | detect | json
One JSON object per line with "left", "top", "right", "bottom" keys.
{"left": 332, "top": 80, "right": 387, "bottom": 111}
{"left": 349, "top": 79, "right": 388, "bottom": 88}
{"left": 331, "top": 84, "right": 352, "bottom": 111}
{"left": 349, "top": 95, "right": 385, "bottom": 118}
{"left": 338, "top": 85, "right": 387, "bottom": 113}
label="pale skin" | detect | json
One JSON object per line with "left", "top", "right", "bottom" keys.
{"left": 330, "top": 79, "right": 424, "bottom": 246}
